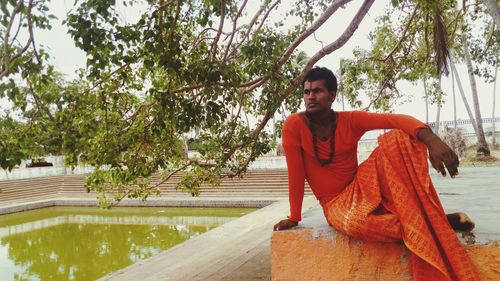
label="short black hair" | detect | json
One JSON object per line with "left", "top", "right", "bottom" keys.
{"left": 302, "top": 67, "right": 337, "bottom": 93}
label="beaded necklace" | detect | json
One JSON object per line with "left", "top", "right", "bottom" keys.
{"left": 304, "top": 110, "right": 338, "bottom": 166}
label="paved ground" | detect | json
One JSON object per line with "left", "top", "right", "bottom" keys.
{"left": 431, "top": 166, "right": 500, "bottom": 243}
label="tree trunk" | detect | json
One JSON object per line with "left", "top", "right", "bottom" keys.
{"left": 451, "top": 64, "right": 457, "bottom": 130}
{"left": 339, "top": 79, "right": 346, "bottom": 111}
{"left": 450, "top": 59, "right": 479, "bottom": 138}
{"left": 482, "top": 0, "right": 500, "bottom": 29}
{"left": 341, "top": 91, "right": 345, "bottom": 111}
{"left": 435, "top": 101, "right": 441, "bottom": 135}
{"left": 493, "top": 67, "right": 497, "bottom": 148}
{"left": 424, "top": 78, "right": 429, "bottom": 124}
{"left": 435, "top": 77, "right": 442, "bottom": 135}
{"left": 272, "top": 114, "right": 276, "bottom": 155}
{"left": 462, "top": 35, "right": 491, "bottom": 156}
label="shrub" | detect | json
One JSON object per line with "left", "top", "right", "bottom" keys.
{"left": 441, "top": 126, "right": 467, "bottom": 158}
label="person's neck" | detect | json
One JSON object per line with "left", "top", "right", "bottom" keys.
{"left": 307, "top": 109, "right": 333, "bottom": 126}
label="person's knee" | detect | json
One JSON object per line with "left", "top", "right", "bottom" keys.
{"left": 386, "top": 129, "right": 408, "bottom": 137}
{"left": 376, "top": 129, "right": 408, "bottom": 143}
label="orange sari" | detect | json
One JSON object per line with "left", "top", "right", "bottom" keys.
{"left": 323, "top": 130, "right": 479, "bottom": 281}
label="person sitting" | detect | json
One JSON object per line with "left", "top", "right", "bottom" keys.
{"left": 273, "top": 67, "right": 478, "bottom": 281}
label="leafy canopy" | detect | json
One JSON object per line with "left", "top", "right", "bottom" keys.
{"left": 1, "top": 0, "right": 379, "bottom": 206}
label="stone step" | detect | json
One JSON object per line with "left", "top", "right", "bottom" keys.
{"left": 0, "top": 169, "right": 298, "bottom": 204}
{"left": 0, "top": 186, "right": 59, "bottom": 200}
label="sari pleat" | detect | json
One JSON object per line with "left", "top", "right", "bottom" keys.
{"left": 322, "top": 130, "right": 479, "bottom": 281}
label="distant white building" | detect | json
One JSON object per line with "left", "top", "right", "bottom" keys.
{"left": 427, "top": 117, "right": 500, "bottom": 137}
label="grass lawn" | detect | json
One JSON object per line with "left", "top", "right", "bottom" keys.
{"left": 460, "top": 146, "right": 500, "bottom": 167}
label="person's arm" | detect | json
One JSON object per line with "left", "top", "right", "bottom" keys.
{"left": 273, "top": 116, "right": 305, "bottom": 231}
{"left": 417, "top": 128, "right": 459, "bottom": 177}
{"left": 351, "top": 111, "right": 459, "bottom": 177}
{"left": 350, "top": 111, "right": 429, "bottom": 138}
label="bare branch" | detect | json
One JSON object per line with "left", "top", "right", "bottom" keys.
{"left": 383, "top": 5, "right": 418, "bottom": 62}
{"left": 1, "top": 0, "right": 28, "bottom": 79}
{"left": 10, "top": 11, "right": 23, "bottom": 46}
{"left": 249, "top": 0, "right": 376, "bottom": 152}
{"left": 227, "top": 139, "right": 258, "bottom": 177}
{"left": 275, "top": 0, "right": 353, "bottom": 70}
{"left": 301, "top": 0, "right": 375, "bottom": 78}
{"left": 27, "top": 79, "right": 54, "bottom": 120}
{"left": 242, "top": 77, "right": 267, "bottom": 93}
{"left": 227, "top": 1, "right": 269, "bottom": 60}
{"left": 364, "top": 79, "right": 390, "bottom": 110}
{"left": 211, "top": 0, "right": 226, "bottom": 58}
{"left": 222, "top": 0, "right": 248, "bottom": 64}
{"left": 243, "top": 1, "right": 268, "bottom": 40}
{"left": 87, "top": 62, "right": 134, "bottom": 92}
{"left": 171, "top": 76, "right": 264, "bottom": 94}
{"left": 2, "top": 1, "right": 22, "bottom": 59}
{"left": 150, "top": 161, "right": 195, "bottom": 190}
{"left": 477, "top": 21, "right": 496, "bottom": 58}
{"left": 149, "top": 0, "right": 176, "bottom": 21}
{"left": 255, "top": 0, "right": 280, "bottom": 34}
{"left": 27, "top": 1, "right": 42, "bottom": 65}
{"left": 482, "top": 0, "right": 500, "bottom": 29}
{"left": 221, "top": 94, "right": 245, "bottom": 147}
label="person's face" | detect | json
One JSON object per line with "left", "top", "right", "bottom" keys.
{"left": 303, "top": 80, "right": 335, "bottom": 114}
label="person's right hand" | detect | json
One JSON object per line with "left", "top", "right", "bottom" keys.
{"left": 273, "top": 219, "right": 298, "bottom": 231}
{"left": 417, "top": 128, "right": 459, "bottom": 177}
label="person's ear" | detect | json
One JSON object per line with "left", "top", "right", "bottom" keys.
{"left": 330, "top": 91, "right": 336, "bottom": 103}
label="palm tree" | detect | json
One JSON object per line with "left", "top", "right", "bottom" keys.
{"left": 492, "top": 67, "right": 498, "bottom": 149}
{"left": 424, "top": 78, "right": 429, "bottom": 124}
{"left": 462, "top": 33, "right": 491, "bottom": 156}
{"left": 482, "top": 0, "right": 500, "bottom": 29}
{"left": 451, "top": 64, "right": 457, "bottom": 130}
{"left": 434, "top": 77, "right": 443, "bottom": 135}
{"left": 450, "top": 58, "right": 479, "bottom": 140}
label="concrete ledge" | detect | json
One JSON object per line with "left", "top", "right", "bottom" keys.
{"left": 0, "top": 199, "right": 56, "bottom": 215}
{"left": 0, "top": 197, "right": 282, "bottom": 215}
{"left": 271, "top": 207, "right": 500, "bottom": 281}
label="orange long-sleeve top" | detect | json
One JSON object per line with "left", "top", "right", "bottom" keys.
{"left": 282, "top": 111, "right": 430, "bottom": 222}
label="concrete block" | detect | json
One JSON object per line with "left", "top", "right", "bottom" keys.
{"left": 271, "top": 207, "right": 500, "bottom": 281}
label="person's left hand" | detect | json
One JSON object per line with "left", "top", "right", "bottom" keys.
{"left": 418, "top": 128, "right": 459, "bottom": 177}
{"left": 273, "top": 219, "right": 298, "bottom": 231}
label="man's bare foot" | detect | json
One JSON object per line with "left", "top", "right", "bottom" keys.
{"left": 446, "top": 212, "right": 475, "bottom": 231}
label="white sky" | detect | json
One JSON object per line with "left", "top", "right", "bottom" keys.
{"left": 1, "top": 1, "right": 497, "bottom": 124}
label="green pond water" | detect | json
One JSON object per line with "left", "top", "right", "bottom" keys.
{"left": 0, "top": 206, "right": 256, "bottom": 281}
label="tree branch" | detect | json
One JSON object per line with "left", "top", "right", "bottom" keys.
{"left": 222, "top": 0, "right": 248, "bottom": 64}
{"left": 275, "top": 0, "right": 353, "bottom": 70}
{"left": 383, "top": 5, "right": 417, "bottom": 62}
{"left": 234, "top": 0, "right": 375, "bottom": 159}
{"left": 482, "top": 0, "right": 500, "bottom": 29}
{"left": 27, "top": 79, "right": 54, "bottom": 120}
{"left": 254, "top": 0, "right": 280, "bottom": 34}
{"left": 171, "top": 76, "right": 264, "bottom": 94}
{"left": 211, "top": 0, "right": 226, "bottom": 58}
{"left": 364, "top": 79, "right": 390, "bottom": 110}
{"left": 227, "top": 1, "right": 269, "bottom": 60}
{"left": 10, "top": 11, "right": 23, "bottom": 46}
{"left": 477, "top": 21, "right": 496, "bottom": 58}
{"left": 1, "top": 0, "right": 33, "bottom": 79}
{"left": 150, "top": 161, "right": 195, "bottom": 190}
{"left": 27, "top": 0, "right": 42, "bottom": 65}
